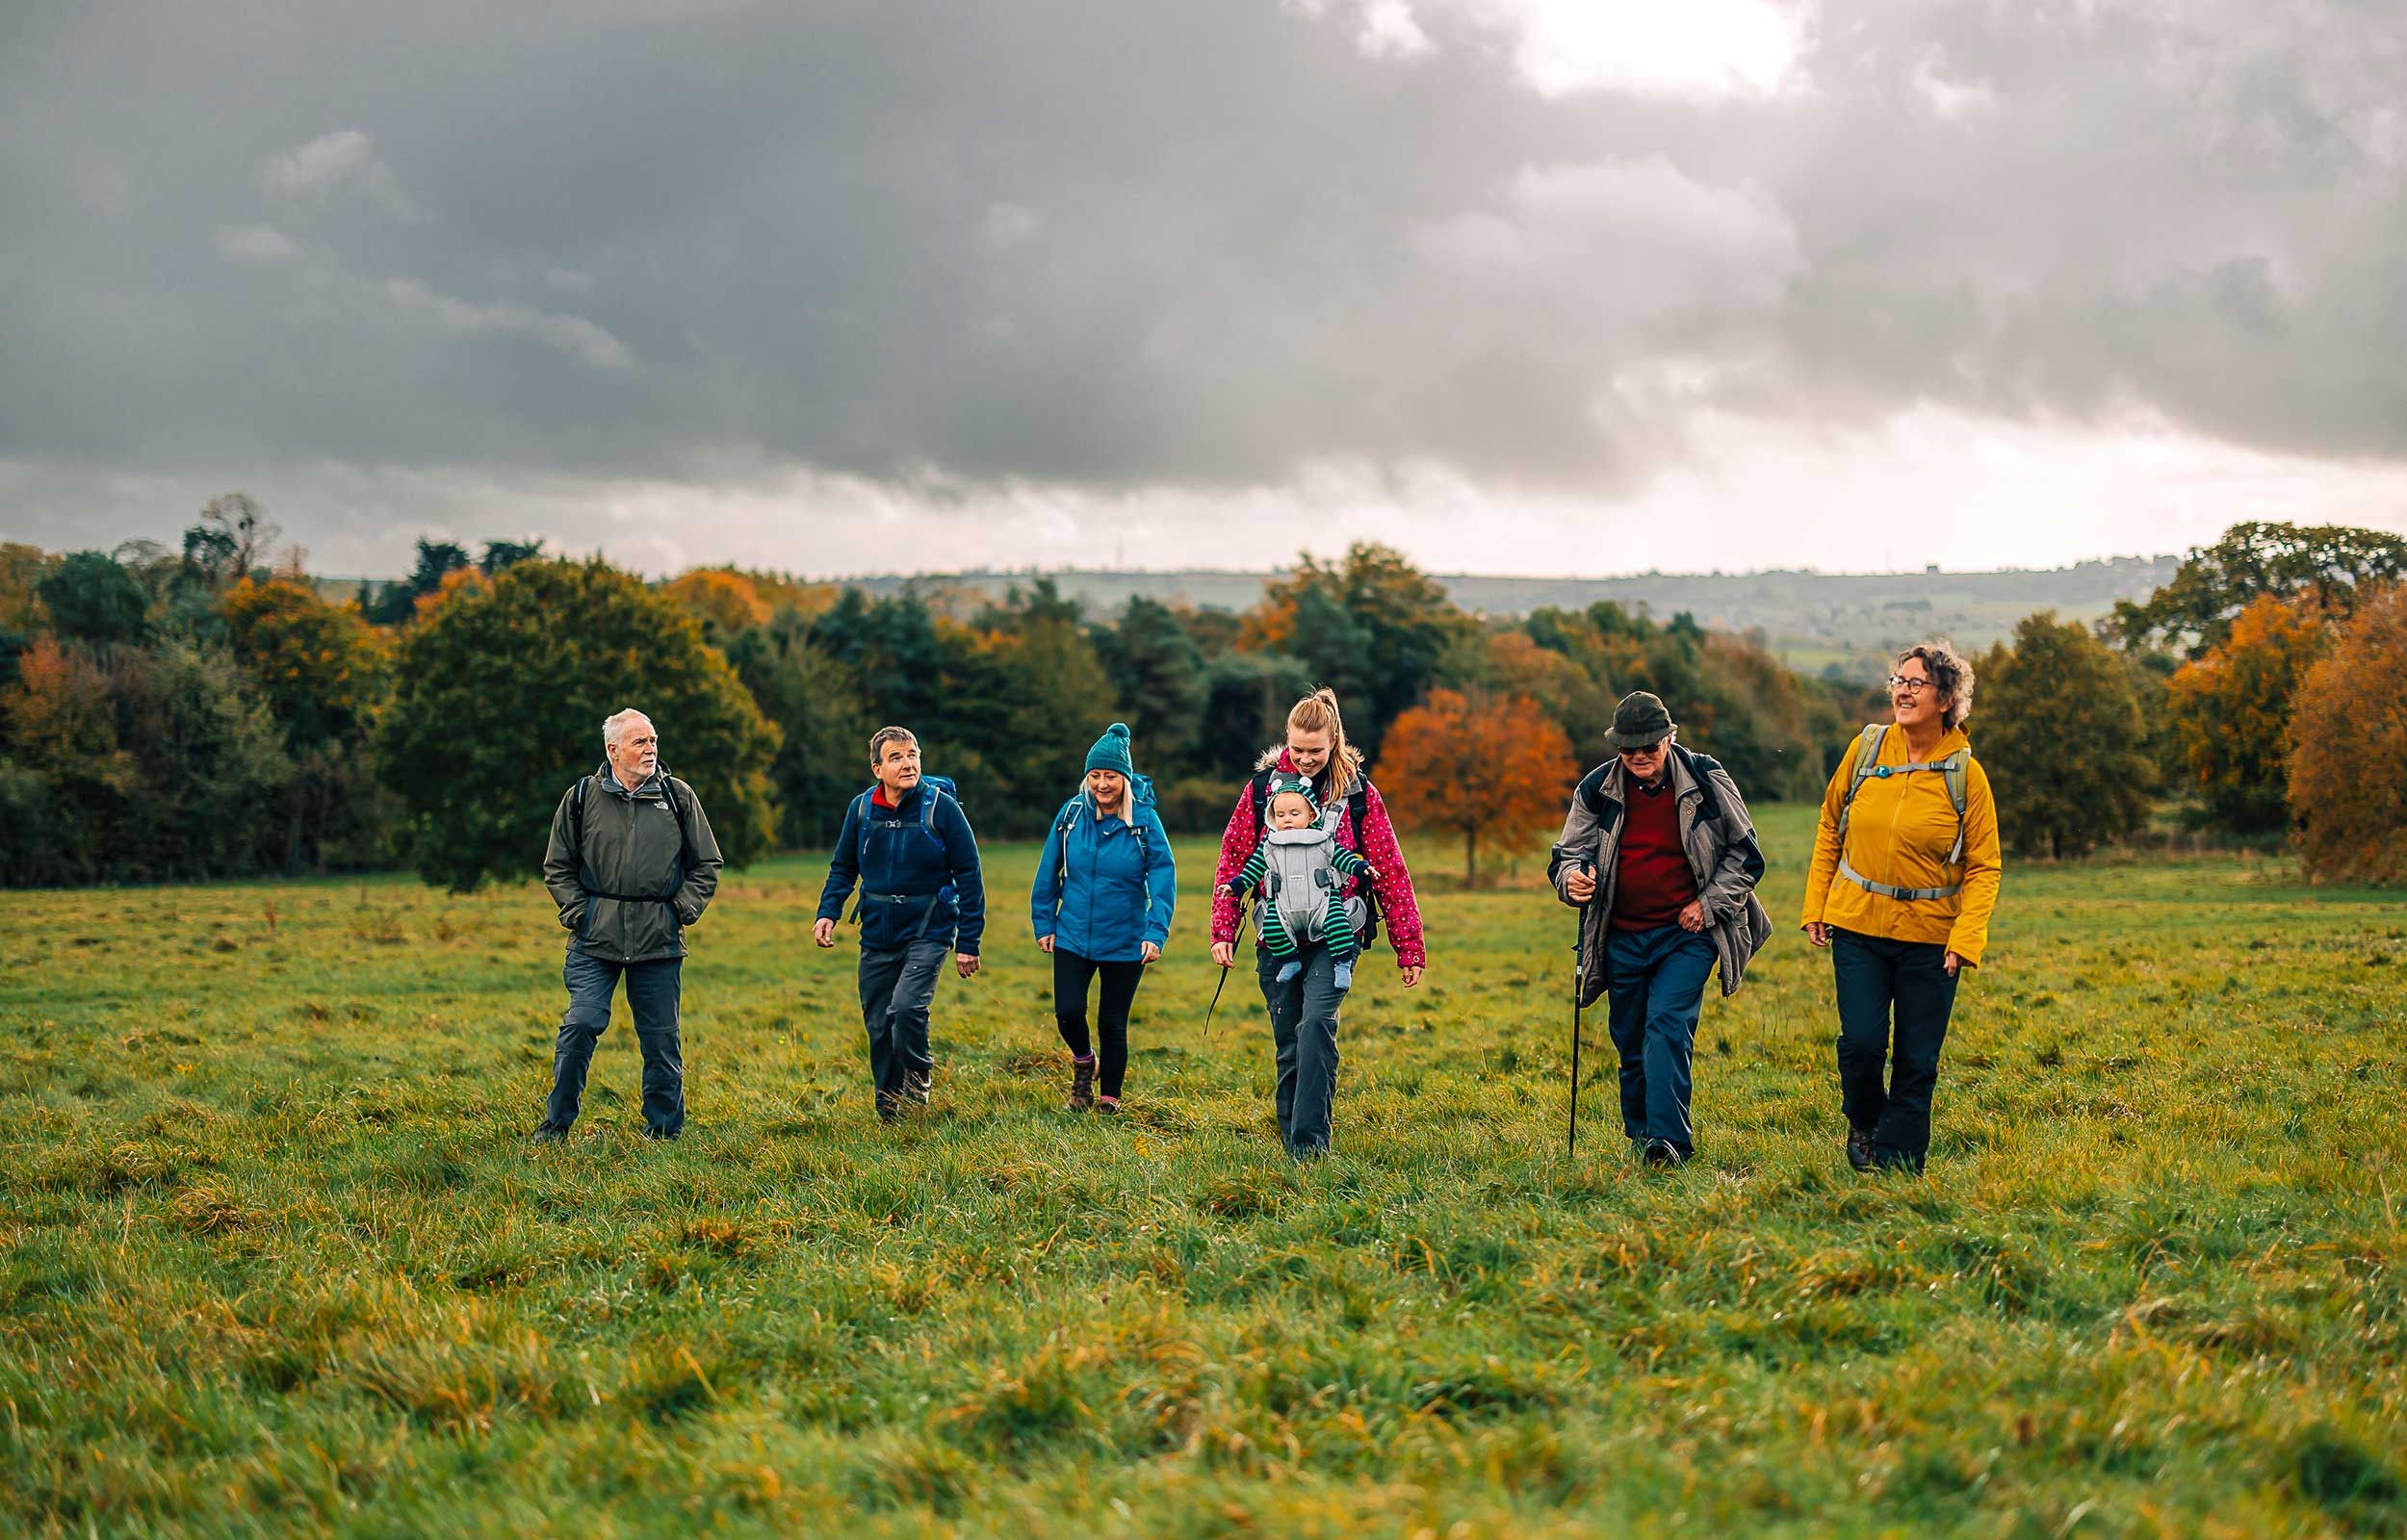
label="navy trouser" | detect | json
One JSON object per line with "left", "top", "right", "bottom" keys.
{"left": 1831, "top": 928, "right": 1960, "bottom": 1169}
{"left": 1603, "top": 923, "right": 1718, "bottom": 1157}
{"left": 859, "top": 939, "right": 946, "bottom": 1110}
{"left": 545, "top": 945, "right": 684, "bottom": 1137}
{"left": 1257, "top": 941, "right": 1343, "bottom": 1159}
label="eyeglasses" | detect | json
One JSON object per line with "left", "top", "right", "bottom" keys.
{"left": 1886, "top": 676, "right": 1940, "bottom": 695}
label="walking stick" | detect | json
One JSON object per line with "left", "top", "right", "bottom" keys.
{"left": 1204, "top": 906, "right": 1254, "bottom": 1033}
{"left": 1552, "top": 845, "right": 1594, "bottom": 1165}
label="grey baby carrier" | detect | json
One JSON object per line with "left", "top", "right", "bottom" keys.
{"left": 1255, "top": 814, "right": 1367, "bottom": 945}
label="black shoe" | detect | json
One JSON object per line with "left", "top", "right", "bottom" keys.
{"left": 875, "top": 1091, "right": 903, "bottom": 1123}
{"left": 639, "top": 1128, "right": 679, "bottom": 1142}
{"left": 1846, "top": 1125, "right": 1875, "bottom": 1171}
{"left": 1870, "top": 1146, "right": 1926, "bottom": 1175}
{"left": 904, "top": 1070, "right": 932, "bottom": 1107}
{"left": 528, "top": 1125, "right": 567, "bottom": 1144}
{"left": 1642, "top": 1139, "right": 1686, "bottom": 1169}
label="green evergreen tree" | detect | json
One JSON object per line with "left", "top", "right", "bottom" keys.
{"left": 38, "top": 552, "right": 148, "bottom": 647}
{"left": 1093, "top": 596, "right": 1209, "bottom": 775}
{"left": 723, "top": 610, "right": 874, "bottom": 847}
{"left": 1978, "top": 612, "right": 2155, "bottom": 859}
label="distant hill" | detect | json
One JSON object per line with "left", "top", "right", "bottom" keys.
{"left": 324, "top": 554, "right": 2182, "bottom": 684}
{"left": 832, "top": 556, "right": 2184, "bottom": 681}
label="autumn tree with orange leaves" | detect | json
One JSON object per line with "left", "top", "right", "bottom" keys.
{"left": 2167, "top": 593, "right": 2330, "bottom": 833}
{"left": 1378, "top": 690, "right": 1576, "bottom": 886}
{"left": 2289, "top": 584, "right": 2407, "bottom": 885}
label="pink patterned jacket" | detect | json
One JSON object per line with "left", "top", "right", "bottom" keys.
{"left": 1209, "top": 747, "right": 1427, "bottom": 971}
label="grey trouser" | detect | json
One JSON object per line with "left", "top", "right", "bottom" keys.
{"left": 859, "top": 939, "right": 946, "bottom": 1107}
{"left": 1257, "top": 942, "right": 1342, "bottom": 1159}
{"left": 546, "top": 945, "right": 683, "bottom": 1137}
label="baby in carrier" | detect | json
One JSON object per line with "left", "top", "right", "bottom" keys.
{"left": 1218, "top": 776, "right": 1379, "bottom": 990}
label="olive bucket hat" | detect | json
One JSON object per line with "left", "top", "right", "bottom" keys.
{"left": 1605, "top": 690, "right": 1674, "bottom": 751}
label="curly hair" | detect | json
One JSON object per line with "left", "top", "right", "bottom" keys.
{"left": 1895, "top": 642, "right": 1976, "bottom": 731}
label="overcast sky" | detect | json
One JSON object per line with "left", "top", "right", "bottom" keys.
{"left": 5, "top": 0, "right": 2405, "bottom": 578}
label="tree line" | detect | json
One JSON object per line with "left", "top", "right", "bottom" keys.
{"left": 2, "top": 508, "right": 2400, "bottom": 889}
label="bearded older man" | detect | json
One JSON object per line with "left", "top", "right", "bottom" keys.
{"left": 532, "top": 707, "right": 722, "bottom": 1142}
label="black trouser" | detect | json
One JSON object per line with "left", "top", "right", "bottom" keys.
{"left": 1053, "top": 947, "right": 1146, "bottom": 1099}
{"left": 1831, "top": 928, "right": 1960, "bottom": 1169}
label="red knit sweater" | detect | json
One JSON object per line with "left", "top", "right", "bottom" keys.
{"left": 1611, "top": 781, "right": 1697, "bottom": 931}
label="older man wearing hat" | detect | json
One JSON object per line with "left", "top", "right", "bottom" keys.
{"left": 1547, "top": 691, "right": 1773, "bottom": 1167}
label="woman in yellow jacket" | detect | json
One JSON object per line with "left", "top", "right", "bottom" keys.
{"left": 1801, "top": 643, "right": 2002, "bottom": 1173}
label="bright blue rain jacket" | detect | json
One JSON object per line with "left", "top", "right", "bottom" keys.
{"left": 1029, "top": 776, "right": 1178, "bottom": 962}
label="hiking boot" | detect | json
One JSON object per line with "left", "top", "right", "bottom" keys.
{"left": 527, "top": 1125, "right": 567, "bottom": 1144}
{"left": 1846, "top": 1125, "right": 1875, "bottom": 1171}
{"left": 1095, "top": 1094, "right": 1121, "bottom": 1116}
{"left": 1067, "top": 1056, "right": 1097, "bottom": 1113}
{"left": 1642, "top": 1139, "right": 1686, "bottom": 1169}
{"left": 903, "top": 1069, "right": 932, "bottom": 1108}
{"left": 875, "top": 1090, "right": 904, "bottom": 1123}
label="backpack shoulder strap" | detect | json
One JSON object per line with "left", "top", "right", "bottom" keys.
{"left": 1248, "top": 768, "right": 1274, "bottom": 835}
{"left": 1575, "top": 762, "right": 1611, "bottom": 816}
{"left": 1833, "top": 725, "right": 1888, "bottom": 847}
{"left": 665, "top": 775, "right": 695, "bottom": 850}
{"left": 1939, "top": 749, "right": 1971, "bottom": 863}
{"left": 1682, "top": 749, "right": 1726, "bottom": 823}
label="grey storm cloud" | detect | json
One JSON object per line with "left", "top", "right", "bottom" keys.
{"left": 3, "top": 0, "right": 2403, "bottom": 510}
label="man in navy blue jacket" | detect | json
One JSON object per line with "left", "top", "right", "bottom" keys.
{"left": 815, "top": 726, "right": 986, "bottom": 1120}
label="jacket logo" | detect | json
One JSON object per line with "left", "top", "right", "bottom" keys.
{"left": 652, "top": 801, "right": 670, "bottom": 810}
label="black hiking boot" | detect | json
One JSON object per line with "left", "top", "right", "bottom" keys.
{"left": 903, "top": 1069, "right": 932, "bottom": 1108}
{"left": 527, "top": 1125, "right": 567, "bottom": 1145}
{"left": 1642, "top": 1139, "right": 1686, "bottom": 1169}
{"left": 1067, "top": 1057, "right": 1096, "bottom": 1113}
{"left": 1846, "top": 1125, "right": 1875, "bottom": 1171}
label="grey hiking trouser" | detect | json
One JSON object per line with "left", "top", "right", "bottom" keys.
{"left": 1257, "top": 941, "right": 1342, "bottom": 1159}
{"left": 545, "top": 945, "right": 684, "bottom": 1137}
{"left": 859, "top": 938, "right": 946, "bottom": 1111}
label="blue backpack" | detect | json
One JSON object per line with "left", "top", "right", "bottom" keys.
{"left": 845, "top": 775, "right": 964, "bottom": 938}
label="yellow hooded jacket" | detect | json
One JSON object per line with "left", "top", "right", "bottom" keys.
{"left": 1799, "top": 724, "right": 2002, "bottom": 964}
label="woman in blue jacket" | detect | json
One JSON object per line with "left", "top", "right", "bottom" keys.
{"left": 1031, "top": 723, "right": 1178, "bottom": 1114}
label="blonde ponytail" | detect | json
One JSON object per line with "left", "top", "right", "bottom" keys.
{"left": 1286, "top": 687, "right": 1365, "bottom": 802}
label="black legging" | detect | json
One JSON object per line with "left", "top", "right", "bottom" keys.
{"left": 1053, "top": 947, "right": 1146, "bottom": 1098}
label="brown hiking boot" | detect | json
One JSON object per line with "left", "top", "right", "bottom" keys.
{"left": 1067, "top": 1056, "right": 1096, "bottom": 1113}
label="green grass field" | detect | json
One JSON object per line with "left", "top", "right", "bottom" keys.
{"left": 5, "top": 805, "right": 2404, "bottom": 1537}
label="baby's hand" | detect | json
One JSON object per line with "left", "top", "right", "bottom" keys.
{"left": 1215, "top": 883, "right": 1234, "bottom": 897}
{"left": 1359, "top": 865, "right": 1379, "bottom": 881}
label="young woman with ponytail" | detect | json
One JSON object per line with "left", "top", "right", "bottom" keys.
{"left": 1209, "top": 688, "right": 1427, "bottom": 1159}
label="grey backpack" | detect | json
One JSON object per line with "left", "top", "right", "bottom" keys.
{"left": 1255, "top": 817, "right": 1366, "bottom": 945}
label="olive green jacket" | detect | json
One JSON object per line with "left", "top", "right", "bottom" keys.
{"left": 541, "top": 764, "right": 722, "bottom": 963}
